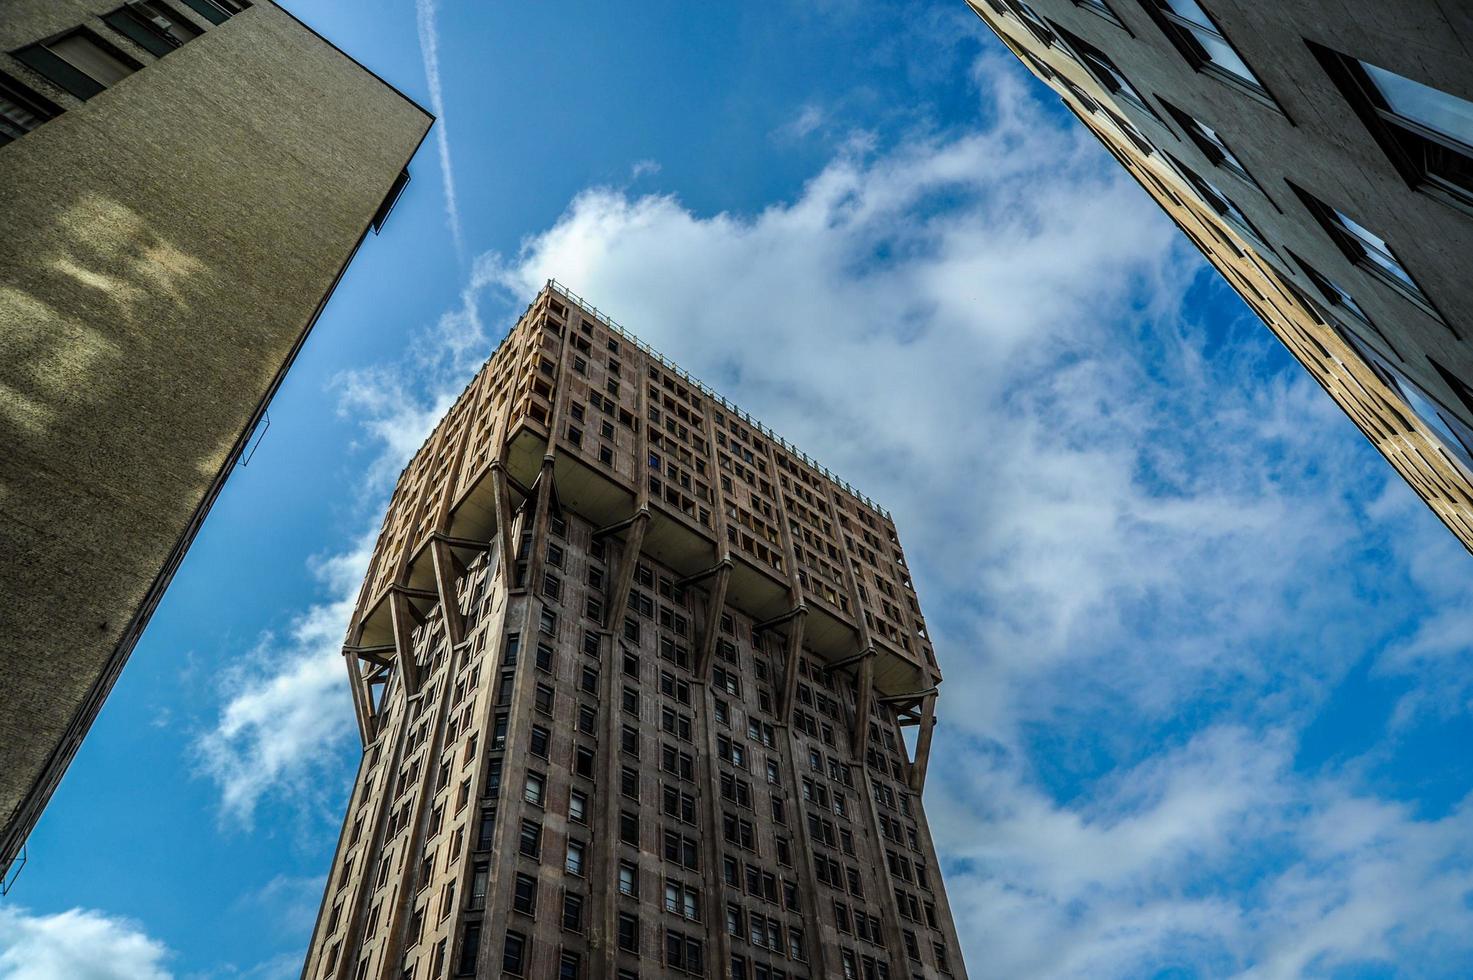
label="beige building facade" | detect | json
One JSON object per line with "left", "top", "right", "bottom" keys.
{"left": 966, "top": 0, "right": 1473, "bottom": 553}
{"left": 301, "top": 283, "right": 968, "bottom": 980}
{"left": 0, "top": 0, "right": 432, "bottom": 880}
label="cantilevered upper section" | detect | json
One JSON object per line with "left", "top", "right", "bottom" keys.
{"left": 0, "top": 0, "right": 431, "bottom": 878}
{"left": 349, "top": 282, "right": 942, "bottom": 705}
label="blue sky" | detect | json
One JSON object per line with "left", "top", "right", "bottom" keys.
{"left": 4, "top": 1, "right": 1473, "bottom": 977}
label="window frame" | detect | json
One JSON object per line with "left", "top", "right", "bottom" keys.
{"left": 1168, "top": 153, "right": 1273, "bottom": 250}
{"left": 1286, "top": 248, "right": 1402, "bottom": 358}
{"left": 1337, "top": 326, "right": 1473, "bottom": 473}
{"left": 1052, "top": 23, "right": 1163, "bottom": 125}
{"left": 1312, "top": 42, "right": 1473, "bottom": 215}
{"left": 1073, "top": 0, "right": 1129, "bottom": 30}
{"left": 1159, "top": 97, "right": 1268, "bottom": 198}
{"left": 1290, "top": 182, "right": 1445, "bottom": 322}
{"left": 0, "top": 69, "right": 61, "bottom": 146}
{"left": 1137, "top": 0, "right": 1278, "bottom": 108}
{"left": 102, "top": 1, "right": 202, "bottom": 58}
{"left": 12, "top": 27, "right": 142, "bottom": 101}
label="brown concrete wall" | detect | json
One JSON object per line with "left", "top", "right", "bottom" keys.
{"left": 0, "top": 0, "right": 431, "bottom": 868}
{"left": 303, "top": 510, "right": 968, "bottom": 979}
{"left": 304, "top": 286, "right": 966, "bottom": 978}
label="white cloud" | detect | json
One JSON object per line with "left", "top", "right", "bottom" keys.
{"left": 0, "top": 906, "right": 172, "bottom": 980}
{"left": 775, "top": 103, "right": 826, "bottom": 140}
{"left": 478, "top": 53, "right": 1473, "bottom": 977}
{"left": 416, "top": 0, "right": 464, "bottom": 261}
{"left": 630, "top": 159, "right": 662, "bottom": 181}
{"left": 192, "top": 241, "right": 502, "bottom": 825}
{"left": 187, "top": 43, "right": 1473, "bottom": 977}
{"left": 192, "top": 536, "right": 368, "bottom": 825}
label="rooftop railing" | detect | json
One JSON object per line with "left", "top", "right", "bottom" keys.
{"left": 544, "top": 279, "right": 891, "bottom": 519}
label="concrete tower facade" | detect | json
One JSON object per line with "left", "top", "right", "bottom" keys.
{"left": 301, "top": 283, "right": 968, "bottom": 980}
{"left": 0, "top": 0, "right": 431, "bottom": 879}
{"left": 966, "top": 0, "right": 1473, "bottom": 553}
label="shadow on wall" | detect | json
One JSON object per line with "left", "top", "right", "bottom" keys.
{"left": 0, "top": 190, "right": 227, "bottom": 830}
{"left": 2, "top": 194, "right": 212, "bottom": 446}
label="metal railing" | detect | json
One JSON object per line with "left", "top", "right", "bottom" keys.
{"left": 544, "top": 279, "right": 891, "bottom": 519}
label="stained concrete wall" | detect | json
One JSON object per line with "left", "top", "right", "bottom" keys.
{"left": 0, "top": 0, "right": 431, "bottom": 870}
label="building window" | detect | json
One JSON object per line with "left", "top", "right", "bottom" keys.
{"left": 665, "top": 880, "right": 701, "bottom": 920}
{"left": 1054, "top": 25, "right": 1158, "bottom": 121}
{"left": 1288, "top": 250, "right": 1393, "bottom": 346}
{"left": 524, "top": 771, "right": 545, "bottom": 806}
{"left": 1140, "top": 0, "right": 1268, "bottom": 98}
{"left": 102, "top": 2, "right": 201, "bottom": 58}
{"left": 13, "top": 29, "right": 140, "bottom": 101}
{"left": 617, "top": 912, "right": 640, "bottom": 953}
{"left": 1314, "top": 46, "right": 1473, "bottom": 211}
{"left": 519, "top": 820, "right": 541, "bottom": 859}
{"left": 563, "top": 891, "right": 585, "bottom": 932}
{"left": 1160, "top": 99, "right": 1261, "bottom": 190}
{"left": 664, "top": 930, "right": 704, "bottom": 975}
{"left": 0, "top": 70, "right": 60, "bottom": 146}
{"left": 619, "top": 860, "right": 640, "bottom": 897}
{"left": 469, "top": 862, "right": 489, "bottom": 909}
{"left": 1292, "top": 185, "right": 1440, "bottom": 317}
{"left": 566, "top": 839, "right": 586, "bottom": 876}
{"left": 1001, "top": 0, "right": 1058, "bottom": 48}
{"left": 1173, "top": 156, "right": 1270, "bottom": 248}
{"left": 1074, "top": 0, "right": 1126, "bottom": 29}
{"left": 1102, "top": 105, "right": 1157, "bottom": 156}
{"left": 179, "top": 0, "right": 252, "bottom": 24}
{"left": 1432, "top": 361, "right": 1473, "bottom": 425}
{"left": 502, "top": 930, "right": 528, "bottom": 977}
{"left": 513, "top": 872, "right": 538, "bottom": 915}
{"left": 455, "top": 921, "right": 482, "bottom": 976}
{"left": 1339, "top": 329, "right": 1473, "bottom": 472}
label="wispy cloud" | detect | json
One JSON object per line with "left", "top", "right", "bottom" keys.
{"left": 192, "top": 244, "right": 504, "bottom": 825}
{"left": 416, "top": 0, "right": 464, "bottom": 262}
{"left": 184, "top": 45, "right": 1473, "bottom": 978}
{"left": 630, "top": 159, "right": 661, "bottom": 181}
{"left": 0, "top": 906, "right": 172, "bottom": 980}
{"left": 483, "top": 52, "right": 1473, "bottom": 976}
{"left": 192, "top": 536, "right": 371, "bottom": 826}
{"left": 774, "top": 103, "right": 826, "bottom": 141}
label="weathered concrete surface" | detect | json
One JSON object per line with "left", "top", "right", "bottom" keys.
{"left": 0, "top": 0, "right": 431, "bottom": 870}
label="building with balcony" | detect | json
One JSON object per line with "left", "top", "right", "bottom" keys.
{"left": 300, "top": 282, "right": 968, "bottom": 979}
